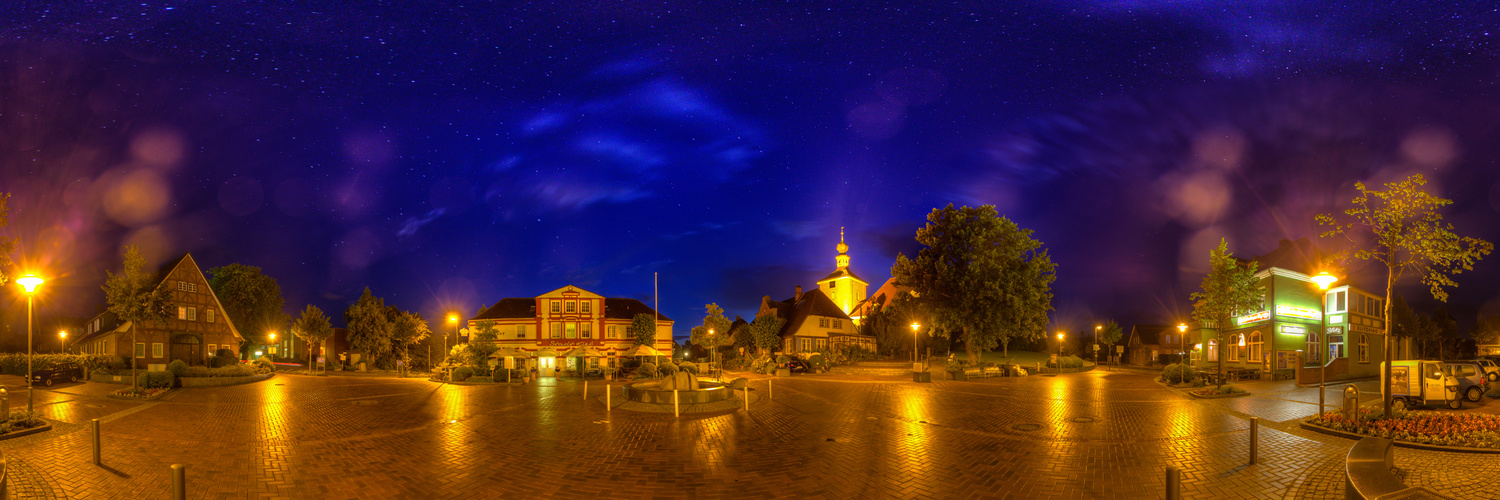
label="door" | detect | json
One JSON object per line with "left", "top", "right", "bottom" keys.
{"left": 540, "top": 357, "right": 555, "bottom": 377}
{"left": 1422, "top": 362, "right": 1446, "bottom": 404}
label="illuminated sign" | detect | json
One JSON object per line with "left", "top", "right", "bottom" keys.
{"left": 1275, "top": 304, "right": 1322, "bottom": 321}
{"left": 1327, "top": 314, "right": 1343, "bottom": 324}
{"left": 1236, "top": 310, "right": 1270, "bottom": 325}
{"left": 1280, "top": 325, "right": 1306, "bottom": 335}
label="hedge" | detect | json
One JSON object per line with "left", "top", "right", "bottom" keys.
{"left": 0, "top": 353, "right": 125, "bottom": 375}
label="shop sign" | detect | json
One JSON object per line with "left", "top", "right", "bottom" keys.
{"left": 1351, "top": 324, "right": 1380, "bottom": 335}
{"left": 1275, "top": 304, "right": 1322, "bottom": 321}
{"left": 1327, "top": 314, "right": 1344, "bottom": 324}
{"left": 1280, "top": 324, "right": 1307, "bottom": 335}
{"left": 543, "top": 340, "right": 596, "bottom": 347}
{"left": 1236, "top": 310, "right": 1270, "bottom": 325}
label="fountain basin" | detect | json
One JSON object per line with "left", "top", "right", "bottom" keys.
{"left": 624, "top": 380, "right": 731, "bottom": 404}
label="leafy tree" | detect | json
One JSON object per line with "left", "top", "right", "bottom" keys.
{"left": 344, "top": 288, "right": 393, "bottom": 365}
{"left": 389, "top": 308, "right": 431, "bottom": 372}
{"left": 465, "top": 320, "right": 497, "bottom": 370}
{"left": 1473, "top": 316, "right": 1500, "bottom": 347}
{"left": 689, "top": 303, "right": 733, "bottom": 348}
{"left": 291, "top": 305, "right": 334, "bottom": 371}
{"left": 629, "top": 313, "right": 657, "bottom": 347}
{"left": 1190, "top": 238, "right": 1265, "bottom": 389}
{"left": 1428, "top": 305, "right": 1458, "bottom": 360}
{"left": 1318, "top": 174, "right": 1493, "bottom": 417}
{"left": 208, "top": 263, "right": 291, "bottom": 356}
{"left": 730, "top": 316, "right": 754, "bottom": 351}
{"left": 1097, "top": 320, "right": 1123, "bottom": 363}
{"left": 1320, "top": 173, "right": 1494, "bottom": 414}
{"left": 1387, "top": 296, "right": 1423, "bottom": 357}
{"left": 891, "top": 204, "right": 1057, "bottom": 364}
{"left": 0, "top": 193, "right": 15, "bottom": 287}
{"left": 748, "top": 311, "right": 784, "bottom": 355}
{"left": 103, "top": 245, "right": 175, "bottom": 391}
{"left": 860, "top": 294, "right": 917, "bottom": 357}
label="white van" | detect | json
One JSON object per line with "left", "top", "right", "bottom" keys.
{"left": 1380, "top": 360, "right": 1461, "bottom": 410}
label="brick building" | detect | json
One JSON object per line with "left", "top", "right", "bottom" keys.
{"left": 73, "top": 253, "right": 245, "bottom": 368}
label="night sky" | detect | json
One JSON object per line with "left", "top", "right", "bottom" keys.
{"left": 4, "top": 2, "right": 1500, "bottom": 342}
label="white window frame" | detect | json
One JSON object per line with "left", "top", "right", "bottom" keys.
{"left": 550, "top": 323, "right": 562, "bottom": 339}
{"left": 1228, "top": 336, "right": 1240, "bottom": 362}
{"left": 1358, "top": 334, "right": 1369, "bottom": 363}
{"left": 207, "top": 309, "right": 215, "bottom": 323}
{"left": 152, "top": 343, "right": 164, "bottom": 358}
{"left": 818, "top": 318, "right": 829, "bottom": 328}
{"left": 1207, "top": 339, "right": 1218, "bottom": 362}
{"left": 1248, "top": 332, "right": 1262, "bottom": 363}
{"left": 187, "top": 307, "right": 197, "bottom": 321}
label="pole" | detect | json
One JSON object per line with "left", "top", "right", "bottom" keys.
{"left": 584, "top": 380, "right": 588, "bottom": 398}
{"left": 171, "top": 464, "right": 187, "bottom": 500}
{"left": 1320, "top": 309, "right": 1327, "bottom": 415}
{"left": 1165, "top": 466, "right": 1181, "bottom": 500}
{"left": 27, "top": 295, "right": 34, "bottom": 415}
{"left": 744, "top": 387, "right": 749, "bottom": 410}
{"left": 769, "top": 379, "right": 773, "bottom": 400}
{"left": 673, "top": 389, "right": 679, "bottom": 417}
{"left": 1248, "top": 417, "right": 1259, "bottom": 465}
{"left": 92, "top": 418, "right": 102, "bottom": 465}
{"left": 606, "top": 386, "right": 611, "bottom": 410}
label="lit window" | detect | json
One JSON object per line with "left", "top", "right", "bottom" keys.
{"left": 207, "top": 309, "right": 215, "bottom": 323}
{"left": 1249, "top": 332, "right": 1262, "bottom": 362}
{"left": 566, "top": 322, "right": 577, "bottom": 338}
{"left": 1207, "top": 339, "right": 1218, "bottom": 362}
{"left": 208, "top": 344, "right": 217, "bottom": 353}
{"left": 188, "top": 307, "right": 197, "bottom": 321}
{"left": 178, "top": 306, "right": 187, "bottom": 320}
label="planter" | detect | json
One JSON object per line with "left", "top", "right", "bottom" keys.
{"left": 1299, "top": 421, "right": 1500, "bottom": 454}
{"left": 178, "top": 373, "right": 273, "bottom": 388}
{"left": 108, "top": 388, "right": 173, "bottom": 401}
{"left": 90, "top": 372, "right": 132, "bottom": 385}
{"left": 913, "top": 371, "right": 931, "bottom": 383}
{"left": 946, "top": 370, "right": 967, "bottom": 381}
{"left": 776, "top": 368, "right": 791, "bottom": 377}
{"left": 0, "top": 420, "right": 52, "bottom": 441}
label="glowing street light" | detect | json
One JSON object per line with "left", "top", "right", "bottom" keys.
{"left": 1056, "top": 331, "right": 1064, "bottom": 375}
{"left": 1311, "top": 271, "right": 1338, "bottom": 290}
{"left": 910, "top": 323, "right": 921, "bottom": 366}
{"left": 445, "top": 314, "right": 459, "bottom": 380}
{"left": 1311, "top": 270, "right": 1339, "bottom": 413}
{"left": 59, "top": 330, "right": 67, "bottom": 354}
{"left": 17, "top": 274, "right": 44, "bottom": 415}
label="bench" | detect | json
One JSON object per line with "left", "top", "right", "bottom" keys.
{"left": 1344, "top": 437, "right": 1453, "bottom": 500}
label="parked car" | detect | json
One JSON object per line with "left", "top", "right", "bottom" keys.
{"left": 781, "top": 358, "right": 809, "bottom": 373}
{"left": 1444, "top": 362, "right": 1490, "bottom": 403}
{"left": 1463, "top": 358, "right": 1500, "bottom": 381}
{"left": 1382, "top": 360, "right": 1461, "bottom": 410}
{"left": 31, "top": 362, "right": 84, "bottom": 387}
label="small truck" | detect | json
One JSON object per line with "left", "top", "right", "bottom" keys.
{"left": 1381, "top": 360, "right": 1462, "bottom": 410}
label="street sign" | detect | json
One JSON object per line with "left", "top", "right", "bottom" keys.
{"left": 1115, "top": 345, "right": 1123, "bottom": 354}
{"left": 317, "top": 356, "right": 325, "bottom": 364}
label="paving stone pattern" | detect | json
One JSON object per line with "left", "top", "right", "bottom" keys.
{"left": 0, "top": 371, "right": 1495, "bottom": 499}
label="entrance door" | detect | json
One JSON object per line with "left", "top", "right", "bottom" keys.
{"left": 170, "top": 334, "right": 202, "bottom": 365}
{"left": 540, "top": 357, "right": 555, "bottom": 377}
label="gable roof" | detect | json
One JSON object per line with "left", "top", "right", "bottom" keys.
{"left": 74, "top": 252, "right": 244, "bottom": 344}
{"left": 470, "top": 296, "right": 673, "bottom": 322}
{"left": 604, "top": 298, "right": 671, "bottom": 322}
{"left": 852, "top": 277, "right": 909, "bottom": 318}
{"left": 816, "top": 267, "right": 867, "bottom": 285}
{"left": 1124, "top": 324, "right": 1171, "bottom": 347}
{"left": 764, "top": 288, "right": 852, "bottom": 338}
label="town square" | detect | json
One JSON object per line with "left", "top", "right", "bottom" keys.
{"left": 5, "top": 2, "right": 1500, "bottom": 499}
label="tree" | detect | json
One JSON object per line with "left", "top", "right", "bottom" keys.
{"left": 1428, "top": 305, "right": 1458, "bottom": 360}
{"left": 1388, "top": 296, "right": 1423, "bottom": 357}
{"left": 629, "top": 313, "right": 656, "bottom": 348}
{"left": 1472, "top": 316, "right": 1500, "bottom": 347}
{"left": 1318, "top": 173, "right": 1493, "bottom": 417}
{"left": 344, "top": 288, "right": 393, "bottom": 366}
{"left": 103, "top": 245, "right": 175, "bottom": 391}
{"left": 1190, "top": 238, "right": 1265, "bottom": 389}
{"left": 464, "top": 320, "right": 496, "bottom": 371}
{"left": 731, "top": 316, "right": 754, "bottom": 351}
{"left": 0, "top": 193, "right": 15, "bottom": 287}
{"left": 891, "top": 204, "right": 1057, "bottom": 364}
{"left": 291, "top": 305, "right": 334, "bottom": 372}
{"left": 1097, "top": 320, "right": 1123, "bottom": 363}
{"left": 748, "top": 311, "right": 784, "bottom": 355}
{"left": 689, "top": 303, "right": 733, "bottom": 348}
{"left": 389, "top": 309, "right": 431, "bottom": 373}
{"left": 208, "top": 263, "right": 290, "bottom": 357}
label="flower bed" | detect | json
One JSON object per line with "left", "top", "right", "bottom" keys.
{"left": 1307, "top": 408, "right": 1500, "bottom": 449}
{"left": 111, "top": 387, "right": 172, "bottom": 401}
{"left": 0, "top": 411, "right": 49, "bottom": 438}
{"left": 1189, "top": 385, "right": 1247, "bottom": 398}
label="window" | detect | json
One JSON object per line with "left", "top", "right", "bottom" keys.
{"left": 566, "top": 301, "right": 576, "bottom": 313}
{"left": 93, "top": 318, "right": 100, "bottom": 331}
{"left": 832, "top": 319, "right": 842, "bottom": 329}
{"left": 208, "top": 344, "right": 217, "bottom": 353}
{"left": 798, "top": 338, "right": 812, "bottom": 352}
{"left": 177, "top": 281, "right": 197, "bottom": 292}
{"left": 581, "top": 301, "right": 591, "bottom": 314}
{"left": 606, "top": 326, "right": 617, "bottom": 339}
{"left": 1248, "top": 332, "right": 1262, "bottom": 363}
{"left": 565, "top": 322, "right": 577, "bottom": 338}
{"left": 1334, "top": 291, "right": 1346, "bottom": 312}
{"left": 550, "top": 323, "right": 562, "bottom": 339}
{"left": 1207, "top": 339, "right": 1218, "bottom": 362}
{"left": 581, "top": 323, "right": 592, "bottom": 339}
{"left": 135, "top": 342, "right": 145, "bottom": 358}
{"left": 829, "top": 281, "right": 837, "bottom": 289}
{"left": 1358, "top": 334, "right": 1368, "bottom": 363}
{"left": 551, "top": 301, "right": 560, "bottom": 313}
{"left": 152, "top": 343, "right": 164, "bottom": 358}
{"left": 816, "top": 338, "right": 827, "bottom": 350}
{"left": 1228, "top": 336, "right": 1239, "bottom": 362}
{"left": 207, "top": 309, "right": 215, "bottom": 323}
{"left": 818, "top": 318, "right": 829, "bottom": 328}
{"left": 516, "top": 325, "right": 528, "bottom": 339}
{"left": 187, "top": 307, "right": 197, "bottom": 321}
{"left": 178, "top": 306, "right": 187, "bottom": 320}
{"left": 1306, "top": 332, "right": 1321, "bottom": 364}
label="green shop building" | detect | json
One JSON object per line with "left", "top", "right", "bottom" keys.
{"left": 1193, "top": 239, "right": 1413, "bottom": 382}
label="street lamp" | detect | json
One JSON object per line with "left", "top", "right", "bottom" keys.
{"left": 17, "top": 274, "right": 44, "bottom": 415}
{"left": 1056, "top": 331, "right": 1064, "bottom": 375}
{"left": 1178, "top": 323, "right": 1188, "bottom": 367}
{"left": 446, "top": 314, "right": 458, "bottom": 379}
{"left": 59, "top": 330, "right": 67, "bottom": 354}
{"left": 1312, "top": 270, "right": 1339, "bottom": 414}
{"left": 910, "top": 323, "right": 921, "bottom": 368}
{"left": 1095, "top": 325, "right": 1102, "bottom": 366}
{"left": 708, "top": 328, "right": 719, "bottom": 381}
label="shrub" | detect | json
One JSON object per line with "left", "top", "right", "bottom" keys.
{"left": 637, "top": 362, "right": 658, "bottom": 379}
{"left": 807, "top": 354, "right": 829, "bottom": 373}
{"left": 1159, "top": 364, "right": 1195, "bottom": 384}
{"left": 678, "top": 362, "right": 699, "bottom": 374}
{"left": 834, "top": 345, "right": 879, "bottom": 364}
{"left": 167, "top": 359, "right": 189, "bottom": 377}
{"left": 452, "top": 366, "right": 474, "bottom": 381}
{"left": 492, "top": 369, "right": 513, "bottom": 383}
{"left": 946, "top": 357, "right": 967, "bottom": 372}
{"left": 252, "top": 356, "right": 276, "bottom": 374}
{"left": 0, "top": 353, "right": 125, "bottom": 375}
{"left": 775, "top": 355, "right": 790, "bottom": 364}
{"left": 658, "top": 362, "right": 679, "bottom": 377}
{"left": 136, "top": 370, "right": 175, "bottom": 389}
{"left": 749, "top": 356, "right": 774, "bottom": 374}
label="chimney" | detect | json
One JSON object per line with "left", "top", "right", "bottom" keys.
{"left": 795, "top": 285, "right": 803, "bottom": 302}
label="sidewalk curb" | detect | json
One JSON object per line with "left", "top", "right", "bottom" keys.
{"left": 1298, "top": 421, "right": 1500, "bottom": 454}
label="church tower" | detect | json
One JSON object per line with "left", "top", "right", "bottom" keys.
{"left": 816, "top": 227, "right": 869, "bottom": 320}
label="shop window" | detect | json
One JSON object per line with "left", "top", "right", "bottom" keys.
{"left": 1248, "top": 332, "right": 1263, "bottom": 363}
{"left": 1207, "top": 339, "right": 1218, "bottom": 362}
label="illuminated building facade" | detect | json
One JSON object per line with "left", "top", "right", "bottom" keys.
{"left": 466, "top": 285, "right": 674, "bottom": 377}
{"left": 74, "top": 253, "right": 245, "bottom": 368}
{"left": 816, "top": 228, "right": 869, "bottom": 322}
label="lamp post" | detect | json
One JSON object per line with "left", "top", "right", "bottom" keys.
{"left": 708, "top": 328, "right": 719, "bottom": 381}
{"left": 910, "top": 323, "right": 921, "bottom": 369}
{"left": 1056, "top": 332, "right": 1064, "bottom": 376}
{"left": 1312, "top": 270, "right": 1339, "bottom": 414}
{"left": 447, "top": 314, "right": 458, "bottom": 379}
{"left": 1094, "top": 325, "right": 1102, "bottom": 366}
{"left": 1178, "top": 323, "right": 1188, "bottom": 367}
{"left": 59, "top": 330, "right": 68, "bottom": 354}
{"left": 268, "top": 331, "right": 276, "bottom": 359}
{"left": 17, "top": 274, "right": 44, "bottom": 415}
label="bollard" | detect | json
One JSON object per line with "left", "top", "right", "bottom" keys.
{"left": 673, "top": 390, "right": 680, "bottom": 417}
{"left": 1248, "top": 417, "right": 1259, "bottom": 465}
{"left": 92, "top": 419, "right": 101, "bottom": 465}
{"left": 769, "top": 379, "right": 773, "bottom": 400}
{"left": 744, "top": 387, "right": 749, "bottom": 410}
{"left": 606, "top": 387, "right": 611, "bottom": 411}
{"left": 171, "top": 464, "right": 186, "bottom": 500}
{"left": 584, "top": 380, "right": 588, "bottom": 398}
{"left": 1164, "top": 465, "right": 1180, "bottom": 500}
{"left": 0, "top": 387, "right": 7, "bottom": 417}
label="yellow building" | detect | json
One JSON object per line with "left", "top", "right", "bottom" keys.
{"left": 466, "top": 285, "right": 674, "bottom": 377}
{"left": 816, "top": 228, "right": 869, "bottom": 322}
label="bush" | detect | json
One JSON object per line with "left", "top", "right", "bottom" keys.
{"left": 0, "top": 353, "right": 125, "bottom": 375}
{"left": 658, "top": 362, "right": 679, "bottom": 377}
{"left": 775, "top": 355, "right": 790, "bottom": 364}
{"left": 252, "top": 356, "right": 276, "bottom": 374}
{"left": 180, "top": 365, "right": 255, "bottom": 378}
{"left": 834, "top": 345, "right": 879, "bottom": 364}
{"left": 946, "top": 357, "right": 967, "bottom": 372}
{"left": 678, "top": 362, "right": 698, "bottom": 374}
{"left": 167, "top": 359, "right": 189, "bottom": 377}
{"left": 749, "top": 356, "right": 774, "bottom": 374}
{"left": 1160, "top": 363, "right": 1195, "bottom": 384}
{"left": 807, "top": 353, "right": 829, "bottom": 373}
{"left": 451, "top": 366, "right": 473, "bottom": 381}
{"left": 136, "top": 370, "right": 175, "bottom": 389}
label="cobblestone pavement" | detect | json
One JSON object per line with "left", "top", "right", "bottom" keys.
{"left": 0, "top": 370, "right": 1495, "bottom": 499}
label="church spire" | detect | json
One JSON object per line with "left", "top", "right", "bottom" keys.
{"left": 835, "top": 227, "right": 850, "bottom": 268}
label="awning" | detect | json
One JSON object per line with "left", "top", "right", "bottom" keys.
{"left": 488, "top": 347, "right": 532, "bottom": 359}
{"left": 561, "top": 346, "right": 606, "bottom": 357}
{"left": 621, "top": 345, "right": 664, "bottom": 357}
{"left": 534, "top": 349, "right": 560, "bottom": 358}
